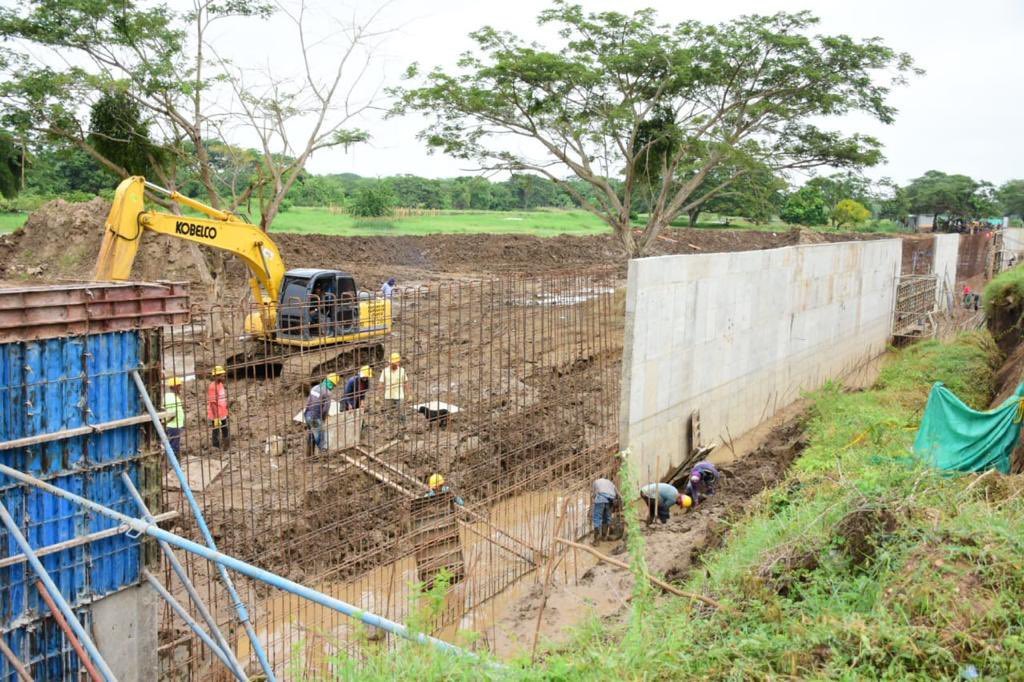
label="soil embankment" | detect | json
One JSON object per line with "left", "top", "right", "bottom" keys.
{"left": 0, "top": 197, "right": 885, "bottom": 299}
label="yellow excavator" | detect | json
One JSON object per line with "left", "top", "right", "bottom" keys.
{"left": 94, "top": 176, "right": 391, "bottom": 384}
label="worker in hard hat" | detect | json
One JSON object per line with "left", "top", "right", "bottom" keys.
{"left": 426, "top": 473, "right": 464, "bottom": 506}
{"left": 591, "top": 477, "right": 620, "bottom": 543}
{"left": 639, "top": 482, "right": 690, "bottom": 525}
{"left": 207, "top": 366, "right": 230, "bottom": 450}
{"left": 684, "top": 461, "right": 720, "bottom": 506}
{"left": 304, "top": 373, "right": 340, "bottom": 456}
{"left": 379, "top": 352, "right": 409, "bottom": 424}
{"left": 342, "top": 366, "right": 373, "bottom": 411}
{"left": 163, "top": 376, "right": 185, "bottom": 457}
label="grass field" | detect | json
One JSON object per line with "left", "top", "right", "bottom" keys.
{"left": 0, "top": 212, "right": 27, "bottom": 234}
{"left": 0, "top": 205, "right": 904, "bottom": 237}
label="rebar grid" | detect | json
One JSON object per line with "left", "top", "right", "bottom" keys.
{"left": 150, "top": 273, "right": 621, "bottom": 678}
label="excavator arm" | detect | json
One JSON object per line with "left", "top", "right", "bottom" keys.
{"left": 94, "top": 176, "right": 286, "bottom": 308}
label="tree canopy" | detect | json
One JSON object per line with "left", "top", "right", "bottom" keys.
{"left": 831, "top": 198, "right": 871, "bottom": 228}
{"left": 396, "top": 1, "right": 916, "bottom": 255}
{"left": 997, "top": 180, "right": 1024, "bottom": 218}
{"left": 904, "top": 170, "right": 996, "bottom": 229}
{"left": 780, "top": 185, "right": 829, "bottom": 226}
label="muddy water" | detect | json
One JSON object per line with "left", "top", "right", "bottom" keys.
{"left": 238, "top": 488, "right": 597, "bottom": 677}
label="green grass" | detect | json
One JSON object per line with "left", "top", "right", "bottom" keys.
{"left": 0, "top": 212, "right": 27, "bottom": 234}
{"left": 984, "top": 264, "right": 1024, "bottom": 315}
{"left": 268, "top": 207, "right": 903, "bottom": 237}
{"left": 329, "top": 331, "right": 1024, "bottom": 680}
{"left": 0, "top": 201, "right": 903, "bottom": 238}
{"left": 267, "top": 208, "right": 615, "bottom": 237}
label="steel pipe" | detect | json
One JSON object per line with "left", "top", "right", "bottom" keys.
{"left": 0, "top": 502, "right": 116, "bottom": 681}
{"left": 130, "top": 370, "right": 276, "bottom": 682}
{"left": 0, "top": 461, "right": 476, "bottom": 661}
{"left": 0, "top": 511, "right": 178, "bottom": 570}
{"left": 0, "top": 412, "right": 172, "bottom": 451}
{"left": 143, "top": 572, "right": 244, "bottom": 680}
{"left": 120, "top": 474, "right": 246, "bottom": 681}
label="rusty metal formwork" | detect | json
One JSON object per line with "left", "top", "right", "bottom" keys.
{"left": 147, "top": 274, "right": 620, "bottom": 679}
{"left": 893, "top": 275, "right": 938, "bottom": 342}
{"left": 0, "top": 281, "right": 189, "bottom": 342}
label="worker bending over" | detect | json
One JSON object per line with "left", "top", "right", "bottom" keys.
{"left": 640, "top": 482, "right": 691, "bottom": 525}
{"left": 342, "top": 366, "right": 373, "bottom": 410}
{"left": 591, "top": 477, "right": 620, "bottom": 542}
{"left": 427, "top": 473, "right": 464, "bottom": 506}
{"left": 305, "top": 373, "right": 340, "bottom": 456}
{"left": 684, "top": 461, "right": 720, "bottom": 505}
{"left": 207, "top": 366, "right": 229, "bottom": 450}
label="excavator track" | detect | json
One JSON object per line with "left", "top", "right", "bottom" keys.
{"left": 223, "top": 339, "right": 384, "bottom": 392}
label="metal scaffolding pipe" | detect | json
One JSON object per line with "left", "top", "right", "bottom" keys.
{"left": 130, "top": 370, "right": 276, "bottom": 682}
{"left": 120, "top": 474, "right": 247, "bottom": 681}
{"left": 33, "top": 582, "right": 103, "bottom": 682}
{"left": 142, "top": 572, "right": 244, "bottom": 680}
{"left": 0, "top": 511, "right": 178, "bottom": 570}
{"left": 0, "top": 461, "right": 478, "bottom": 663}
{"left": 0, "top": 411, "right": 172, "bottom": 451}
{"left": 0, "top": 635, "right": 33, "bottom": 682}
{"left": 0, "top": 502, "right": 117, "bottom": 682}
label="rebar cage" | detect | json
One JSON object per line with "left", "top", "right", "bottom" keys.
{"left": 151, "top": 273, "right": 622, "bottom": 678}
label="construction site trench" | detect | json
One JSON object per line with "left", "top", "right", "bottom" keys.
{"left": 2, "top": 198, "right": 1018, "bottom": 678}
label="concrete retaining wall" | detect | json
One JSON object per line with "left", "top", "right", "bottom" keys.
{"left": 619, "top": 239, "right": 901, "bottom": 478}
{"left": 1003, "top": 228, "right": 1024, "bottom": 264}
{"left": 933, "top": 234, "right": 960, "bottom": 306}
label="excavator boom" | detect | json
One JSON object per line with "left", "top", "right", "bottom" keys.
{"left": 94, "top": 176, "right": 286, "bottom": 306}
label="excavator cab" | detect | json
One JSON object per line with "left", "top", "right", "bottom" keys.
{"left": 277, "top": 269, "right": 360, "bottom": 340}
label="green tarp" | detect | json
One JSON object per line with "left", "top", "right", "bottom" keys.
{"left": 913, "top": 382, "right": 1024, "bottom": 474}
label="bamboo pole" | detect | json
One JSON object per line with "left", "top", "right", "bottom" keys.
{"left": 553, "top": 538, "right": 732, "bottom": 613}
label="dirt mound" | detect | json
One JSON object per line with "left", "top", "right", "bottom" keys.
{"left": 0, "top": 197, "right": 214, "bottom": 289}
{"left": 0, "top": 198, "right": 108, "bottom": 280}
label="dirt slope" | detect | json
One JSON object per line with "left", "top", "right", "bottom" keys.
{"left": 1, "top": 198, "right": 886, "bottom": 301}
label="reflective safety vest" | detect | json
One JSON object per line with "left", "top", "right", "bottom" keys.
{"left": 163, "top": 391, "right": 185, "bottom": 429}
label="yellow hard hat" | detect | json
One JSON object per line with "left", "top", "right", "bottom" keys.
{"left": 389, "top": 352, "right": 401, "bottom": 363}
{"left": 359, "top": 365, "right": 373, "bottom": 378}
{"left": 211, "top": 365, "right": 226, "bottom": 377}
{"left": 428, "top": 473, "right": 445, "bottom": 489}
{"left": 325, "top": 373, "right": 341, "bottom": 387}
{"left": 166, "top": 377, "right": 183, "bottom": 387}
{"left": 680, "top": 494, "right": 693, "bottom": 508}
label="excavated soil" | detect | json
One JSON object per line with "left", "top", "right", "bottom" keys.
{"left": 0, "top": 198, "right": 887, "bottom": 298}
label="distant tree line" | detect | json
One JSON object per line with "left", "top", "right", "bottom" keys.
{"left": 5, "top": 143, "right": 1024, "bottom": 233}
{"left": 779, "top": 170, "right": 1024, "bottom": 230}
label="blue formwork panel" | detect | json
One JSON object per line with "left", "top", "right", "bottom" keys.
{"left": 87, "top": 462, "right": 141, "bottom": 596}
{"left": 25, "top": 475, "right": 87, "bottom": 617}
{"left": 0, "top": 329, "right": 146, "bottom": 641}
{"left": 0, "top": 487, "right": 25, "bottom": 626}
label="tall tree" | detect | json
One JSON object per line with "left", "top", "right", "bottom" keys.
{"left": 214, "top": 0, "right": 385, "bottom": 230}
{"left": 780, "top": 185, "right": 829, "bottom": 226}
{"left": 684, "top": 159, "right": 785, "bottom": 226}
{"left": 997, "top": 179, "right": 1024, "bottom": 218}
{"left": 805, "top": 171, "right": 872, "bottom": 225}
{"left": 0, "top": 0, "right": 273, "bottom": 206}
{"left": 396, "top": 2, "right": 916, "bottom": 256}
{"left": 0, "top": 132, "right": 24, "bottom": 198}
{"left": 904, "top": 170, "right": 995, "bottom": 230}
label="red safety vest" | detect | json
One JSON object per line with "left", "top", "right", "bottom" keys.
{"left": 207, "top": 382, "right": 228, "bottom": 420}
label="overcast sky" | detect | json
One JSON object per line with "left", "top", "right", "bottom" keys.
{"left": 207, "top": 0, "right": 1023, "bottom": 186}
